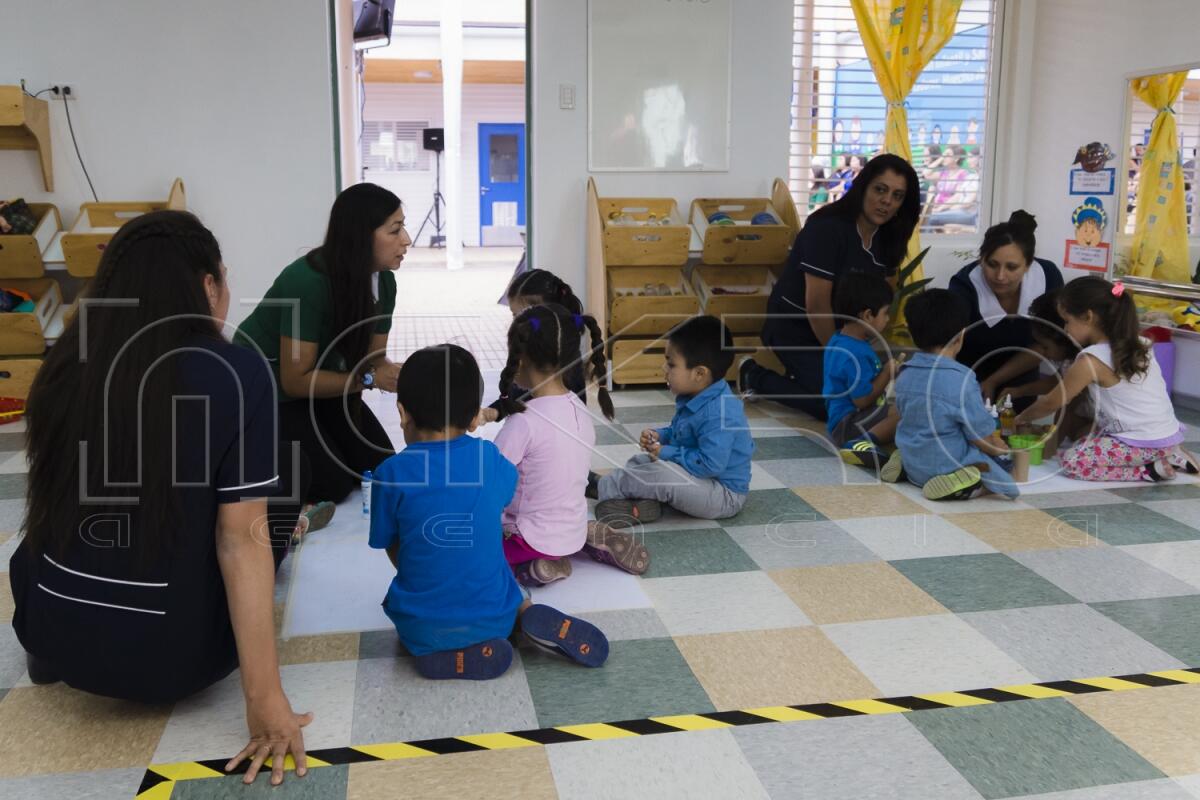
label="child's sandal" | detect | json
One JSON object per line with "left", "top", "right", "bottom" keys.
{"left": 414, "top": 638, "right": 514, "bottom": 680}
{"left": 521, "top": 604, "right": 609, "bottom": 668}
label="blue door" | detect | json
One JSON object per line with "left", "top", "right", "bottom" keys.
{"left": 478, "top": 123, "right": 526, "bottom": 245}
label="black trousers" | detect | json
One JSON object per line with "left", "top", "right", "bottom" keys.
{"left": 277, "top": 395, "right": 394, "bottom": 504}
{"left": 747, "top": 325, "right": 828, "bottom": 421}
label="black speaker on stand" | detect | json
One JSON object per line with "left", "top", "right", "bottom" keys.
{"left": 415, "top": 127, "right": 446, "bottom": 248}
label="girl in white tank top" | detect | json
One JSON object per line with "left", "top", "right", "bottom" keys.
{"left": 1015, "top": 277, "right": 1196, "bottom": 482}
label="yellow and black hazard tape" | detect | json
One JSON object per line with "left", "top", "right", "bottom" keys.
{"left": 135, "top": 666, "right": 1200, "bottom": 798}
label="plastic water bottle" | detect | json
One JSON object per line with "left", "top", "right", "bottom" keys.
{"left": 361, "top": 470, "right": 372, "bottom": 520}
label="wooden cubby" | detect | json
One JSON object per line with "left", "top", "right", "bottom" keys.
{"left": 59, "top": 178, "right": 187, "bottom": 277}
{"left": 0, "top": 203, "right": 62, "bottom": 278}
{"left": 587, "top": 177, "right": 799, "bottom": 387}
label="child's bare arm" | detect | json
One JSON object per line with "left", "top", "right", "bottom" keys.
{"left": 852, "top": 361, "right": 896, "bottom": 410}
{"left": 972, "top": 433, "right": 1011, "bottom": 458}
{"left": 1016, "top": 356, "right": 1099, "bottom": 425}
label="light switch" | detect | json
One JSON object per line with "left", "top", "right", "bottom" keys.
{"left": 559, "top": 84, "right": 575, "bottom": 110}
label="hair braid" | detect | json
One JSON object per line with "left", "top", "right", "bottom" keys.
{"left": 580, "top": 313, "right": 614, "bottom": 419}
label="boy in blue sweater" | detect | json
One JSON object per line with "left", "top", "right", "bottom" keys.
{"left": 594, "top": 316, "right": 754, "bottom": 523}
{"left": 825, "top": 272, "right": 901, "bottom": 469}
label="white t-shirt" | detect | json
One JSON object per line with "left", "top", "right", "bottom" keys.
{"left": 1081, "top": 341, "right": 1182, "bottom": 446}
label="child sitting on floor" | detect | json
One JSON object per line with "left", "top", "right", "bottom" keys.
{"left": 482, "top": 269, "right": 595, "bottom": 423}
{"left": 996, "top": 290, "right": 1091, "bottom": 443}
{"left": 826, "top": 271, "right": 901, "bottom": 468}
{"left": 494, "top": 304, "right": 648, "bottom": 585}
{"left": 1016, "top": 277, "right": 1198, "bottom": 482}
{"left": 594, "top": 315, "right": 754, "bottom": 523}
{"left": 892, "top": 290, "right": 1018, "bottom": 500}
{"left": 369, "top": 344, "right": 608, "bottom": 680}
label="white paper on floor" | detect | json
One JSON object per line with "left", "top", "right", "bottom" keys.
{"left": 280, "top": 503, "right": 395, "bottom": 638}
{"left": 1017, "top": 458, "right": 1199, "bottom": 494}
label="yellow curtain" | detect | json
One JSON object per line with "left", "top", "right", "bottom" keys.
{"left": 851, "top": 0, "right": 962, "bottom": 284}
{"left": 1129, "top": 71, "right": 1190, "bottom": 283}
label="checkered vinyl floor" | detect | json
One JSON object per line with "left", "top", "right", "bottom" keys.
{"left": 3, "top": 388, "right": 1200, "bottom": 799}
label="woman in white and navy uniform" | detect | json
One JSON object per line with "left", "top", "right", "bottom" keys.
{"left": 10, "top": 211, "right": 313, "bottom": 785}
{"left": 740, "top": 154, "right": 921, "bottom": 419}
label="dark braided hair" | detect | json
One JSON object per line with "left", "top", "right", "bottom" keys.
{"left": 505, "top": 269, "right": 584, "bottom": 316}
{"left": 24, "top": 210, "right": 227, "bottom": 566}
{"left": 497, "top": 304, "right": 614, "bottom": 420}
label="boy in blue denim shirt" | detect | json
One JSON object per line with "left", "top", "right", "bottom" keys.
{"left": 595, "top": 316, "right": 754, "bottom": 522}
{"left": 892, "top": 290, "right": 1018, "bottom": 500}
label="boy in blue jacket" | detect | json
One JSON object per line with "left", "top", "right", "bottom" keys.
{"left": 892, "top": 291, "right": 1017, "bottom": 500}
{"left": 594, "top": 316, "right": 754, "bottom": 523}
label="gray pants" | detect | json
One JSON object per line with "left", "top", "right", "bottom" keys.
{"left": 597, "top": 454, "right": 748, "bottom": 520}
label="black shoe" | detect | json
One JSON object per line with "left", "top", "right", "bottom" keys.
{"left": 586, "top": 471, "right": 600, "bottom": 500}
{"left": 26, "top": 653, "right": 60, "bottom": 685}
{"left": 737, "top": 357, "right": 760, "bottom": 401}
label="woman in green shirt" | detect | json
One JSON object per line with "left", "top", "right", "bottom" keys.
{"left": 237, "top": 183, "right": 408, "bottom": 507}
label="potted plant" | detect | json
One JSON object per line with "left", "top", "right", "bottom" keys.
{"left": 886, "top": 246, "right": 932, "bottom": 347}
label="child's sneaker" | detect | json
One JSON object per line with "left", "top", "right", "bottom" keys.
{"left": 840, "top": 437, "right": 886, "bottom": 470}
{"left": 302, "top": 500, "right": 336, "bottom": 533}
{"left": 520, "top": 604, "right": 609, "bottom": 668}
{"left": 880, "top": 449, "right": 906, "bottom": 483}
{"left": 414, "top": 638, "right": 513, "bottom": 680}
{"left": 584, "top": 520, "right": 649, "bottom": 575}
{"left": 512, "top": 558, "right": 573, "bottom": 587}
{"left": 922, "top": 466, "right": 983, "bottom": 500}
{"left": 585, "top": 471, "right": 601, "bottom": 500}
{"left": 1169, "top": 447, "right": 1200, "bottom": 475}
{"left": 594, "top": 497, "right": 662, "bottom": 525}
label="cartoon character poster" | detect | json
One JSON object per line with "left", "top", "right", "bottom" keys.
{"left": 1069, "top": 142, "right": 1117, "bottom": 195}
{"left": 1063, "top": 196, "right": 1110, "bottom": 272}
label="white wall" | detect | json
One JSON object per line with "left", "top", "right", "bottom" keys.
{"left": 531, "top": 0, "right": 794, "bottom": 293}
{"left": 1014, "top": 0, "right": 1200, "bottom": 283}
{"left": 0, "top": 0, "right": 337, "bottom": 327}
{"left": 363, "top": 83, "right": 526, "bottom": 247}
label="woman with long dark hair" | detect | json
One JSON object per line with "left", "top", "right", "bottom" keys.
{"left": 740, "top": 153, "right": 921, "bottom": 418}
{"left": 12, "top": 211, "right": 312, "bottom": 785}
{"left": 237, "top": 183, "right": 408, "bottom": 509}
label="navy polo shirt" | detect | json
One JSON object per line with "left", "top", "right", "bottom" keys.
{"left": 10, "top": 336, "right": 281, "bottom": 702}
{"left": 764, "top": 214, "right": 896, "bottom": 348}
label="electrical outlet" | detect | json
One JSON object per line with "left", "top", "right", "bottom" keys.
{"left": 51, "top": 83, "right": 77, "bottom": 100}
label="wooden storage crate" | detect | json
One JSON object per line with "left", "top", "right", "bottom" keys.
{"left": 0, "top": 86, "right": 53, "bottom": 190}
{"left": 0, "top": 203, "right": 60, "bottom": 278}
{"left": 598, "top": 197, "right": 690, "bottom": 266}
{"left": 610, "top": 338, "right": 667, "bottom": 386}
{"left": 607, "top": 265, "right": 698, "bottom": 337}
{"left": 0, "top": 277, "right": 61, "bottom": 356}
{"left": 692, "top": 265, "right": 775, "bottom": 334}
{"left": 690, "top": 178, "right": 799, "bottom": 265}
{"left": 0, "top": 358, "right": 42, "bottom": 400}
{"left": 723, "top": 336, "right": 785, "bottom": 382}
{"left": 62, "top": 178, "right": 187, "bottom": 277}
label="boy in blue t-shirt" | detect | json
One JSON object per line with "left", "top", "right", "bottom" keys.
{"left": 826, "top": 272, "right": 901, "bottom": 470}
{"left": 593, "top": 316, "right": 754, "bottom": 523}
{"left": 370, "top": 344, "right": 608, "bottom": 680}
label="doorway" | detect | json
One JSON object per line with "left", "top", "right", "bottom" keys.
{"left": 478, "top": 122, "right": 526, "bottom": 246}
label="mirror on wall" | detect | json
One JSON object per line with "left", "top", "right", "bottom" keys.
{"left": 1116, "top": 64, "right": 1200, "bottom": 298}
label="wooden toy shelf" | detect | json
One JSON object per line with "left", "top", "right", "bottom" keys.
{"left": 586, "top": 177, "right": 798, "bottom": 387}
{"left": 0, "top": 86, "right": 52, "bottom": 191}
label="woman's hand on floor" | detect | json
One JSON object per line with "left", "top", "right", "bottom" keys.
{"left": 227, "top": 690, "right": 314, "bottom": 785}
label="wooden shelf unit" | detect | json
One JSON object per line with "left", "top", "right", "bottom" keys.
{"left": 0, "top": 86, "right": 52, "bottom": 191}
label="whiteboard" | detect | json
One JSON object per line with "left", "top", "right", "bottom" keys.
{"left": 588, "top": 0, "right": 732, "bottom": 172}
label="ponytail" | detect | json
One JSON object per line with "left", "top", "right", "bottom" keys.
{"left": 1057, "top": 276, "right": 1148, "bottom": 380}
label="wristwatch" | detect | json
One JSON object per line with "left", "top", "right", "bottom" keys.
{"left": 360, "top": 366, "right": 376, "bottom": 389}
